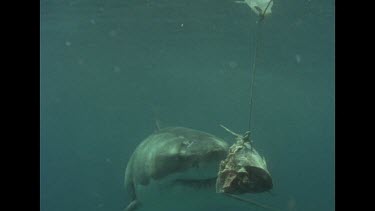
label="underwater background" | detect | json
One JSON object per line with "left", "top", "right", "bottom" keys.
{"left": 40, "top": 0, "right": 334, "bottom": 210}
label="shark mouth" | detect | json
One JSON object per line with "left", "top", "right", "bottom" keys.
{"left": 170, "top": 177, "right": 217, "bottom": 190}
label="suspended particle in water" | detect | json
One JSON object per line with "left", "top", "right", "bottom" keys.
{"left": 54, "top": 97, "right": 61, "bottom": 103}
{"left": 180, "top": 23, "right": 184, "bottom": 27}
{"left": 109, "top": 30, "right": 117, "bottom": 37}
{"left": 295, "top": 54, "right": 301, "bottom": 64}
{"left": 69, "top": 1, "right": 77, "bottom": 6}
{"left": 105, "top": 158, "right": 112, "bottom": 163}
{"left": 90, "top": 19, "right": 96, "bottom": 25}
{"left": 113, "top": 66, "right": 121, "bottom": 73}
{"left": 77, "top": 58, "right": 84, "bottom": 65}
{"left": 65, "top": 41, "right": 71, "bottom": 47}
{"left": 294, "top": 18, "right": 303, "bottom": 27}
{"left": 287, "top": 196, "right": 297, "bottom": 211}
{"left": 228, "top": 60, "right": 238, "bottom": 69}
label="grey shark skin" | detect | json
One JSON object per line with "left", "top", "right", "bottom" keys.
{"left": 124, "top": 127, "right": 229, "bottom": 211}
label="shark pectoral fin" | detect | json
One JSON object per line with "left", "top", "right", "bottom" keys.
{"left": 124, "top": 200, "right": 141, "bottom": 211}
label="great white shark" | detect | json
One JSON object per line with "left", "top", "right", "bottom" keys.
{"left": 123, "top": 127, "right": 229, "bottom": 211}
